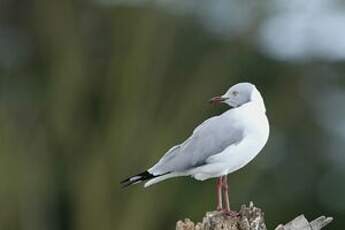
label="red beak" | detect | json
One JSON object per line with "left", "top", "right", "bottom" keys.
{"left": 209, "top": 96, "right": 226, "bottom": 105}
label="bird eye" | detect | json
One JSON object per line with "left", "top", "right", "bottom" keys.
{"left": 232, "top": 91, "right": 239, "bottom": 96}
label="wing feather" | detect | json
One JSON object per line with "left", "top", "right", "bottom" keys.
{"left": 149, "top": 111, "right": 244, "bottom": 175}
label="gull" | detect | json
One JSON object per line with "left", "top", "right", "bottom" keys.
{"left": 121, "top": 82, "right": 269, "bottom": 214}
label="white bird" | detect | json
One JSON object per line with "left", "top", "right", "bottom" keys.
{"left": 121, "top": 82, "right": 269, "bottom": 214}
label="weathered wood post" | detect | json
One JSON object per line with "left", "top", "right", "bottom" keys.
{"left": 176, "top": 202, "right": 333, "bottom": 230}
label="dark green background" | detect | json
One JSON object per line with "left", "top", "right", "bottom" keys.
{"left": 1, "top": 1, "right": 344, "bottom": 229}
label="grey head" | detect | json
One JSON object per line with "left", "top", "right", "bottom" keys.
{"left": 209, "top": 82, "right": 266, "bottom": 111}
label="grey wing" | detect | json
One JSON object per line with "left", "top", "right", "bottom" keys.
{"left": 149, "top": 114, "right": 244, "bottom": 175}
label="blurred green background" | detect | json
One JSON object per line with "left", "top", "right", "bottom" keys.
{"left": 1, "top": 0, "right": 345, "bottom": 229}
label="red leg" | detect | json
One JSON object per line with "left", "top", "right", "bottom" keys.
{"left": 222, "top": 175, "right": 230, "bottom": 212}
{"left": 216, "top": 177, "right": 223, "bottom": 211}
{"left": 222, "top": 175, "right": 240, "bottom": 217}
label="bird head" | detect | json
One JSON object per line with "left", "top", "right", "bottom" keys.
{"left": 209, "top": 82, "right": 265, "bottom": 110}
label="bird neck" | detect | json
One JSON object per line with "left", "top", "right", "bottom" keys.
{"left": 250, "top": 90, "right": 266, "bottom": 113}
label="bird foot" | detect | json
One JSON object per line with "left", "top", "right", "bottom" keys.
{"left": 216, "top": 206, "right": 223, "bottom": 212}
{"left": 223, "top": 209, "right": 240, "bottom": 218}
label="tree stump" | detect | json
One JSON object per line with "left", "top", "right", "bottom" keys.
{"left": 176, "top": 202, "right": 333, "bottom": 230}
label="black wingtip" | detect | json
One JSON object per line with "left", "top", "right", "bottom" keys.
{"left": 120, "top": 177, "right": 131, "bottom": 184}
{"left": 120, "top": 171, "right": 157, "bottom": 188}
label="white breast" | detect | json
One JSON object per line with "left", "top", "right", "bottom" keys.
{"left": 220, "top": 103, "right": 269, "bottom": 174}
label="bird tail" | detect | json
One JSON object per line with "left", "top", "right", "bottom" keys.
{"left": 121, "top": 171, "right": 187, "bottom": 188}
{"left": 120, "top": 171, "right": 158, "bottom": 188}
{"left": 144, "top": 172, "right": 186, "bottom": 187}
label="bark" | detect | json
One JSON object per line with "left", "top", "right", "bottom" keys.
{"left": 176, "top": 202, "right": 333, "bottom": 230}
